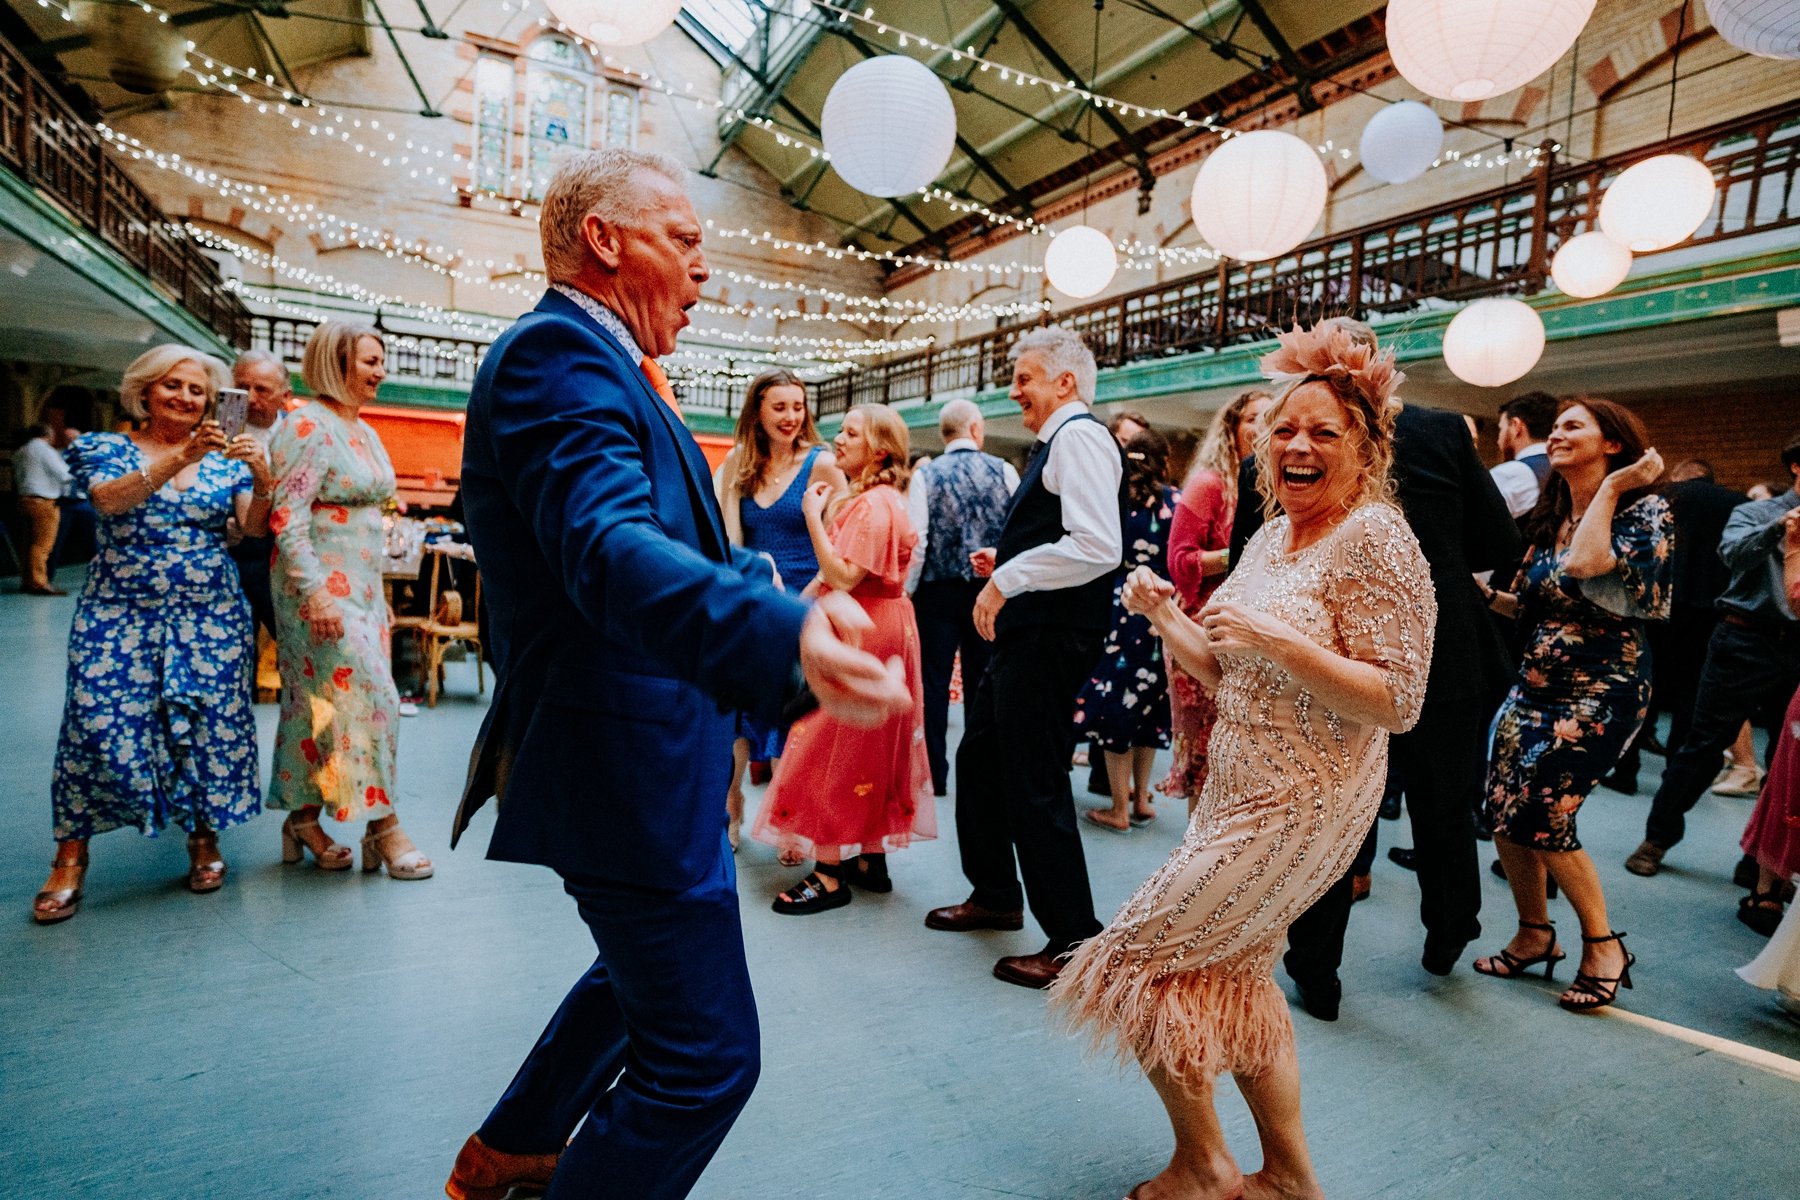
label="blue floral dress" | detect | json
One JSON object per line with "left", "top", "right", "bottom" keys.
{"left": 1486, "top": 494, "right": 1673, "bottom": 851}
{"left": 1074, "top": 484, "right": 1179, "bottom": 753}
{"left": 50, "top": 434, "right": 261, "bottom": 840}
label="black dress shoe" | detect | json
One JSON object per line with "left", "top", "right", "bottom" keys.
{"left": 1291, "top": 975, "right": 1341, "bottom": 1021}
{"left": 1379, "top": 792, "right": 1402, "bottom": 821}
{"left": 993, "top": 950, "right": 1062, "bottom": 989}
{"left": 1603, "top": 770, "right": 1638, "bottom": 795}
{"left": 1388, "top": 846, "right": 1417, "bottom": 871}
{"left": 1421, "top": 935, "right": 1467, "bottom": 976}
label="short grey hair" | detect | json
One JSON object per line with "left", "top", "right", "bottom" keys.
{"left": 540, "top": 148, "right": 689, "bottom": 283}
{"left": 119, "top": 344, "right": 229, "bottom": 421}
{"left": 1009, "top": 325, "right": 1097, "bottom": 404}
{"left": 938, "top": 398, "right": 983, "bottom": 440}
{"left": 233, "top": 348, "right": 286, "bottom": 381}
{"left": 302, "top": 321, "right": 384, "bottom": 403}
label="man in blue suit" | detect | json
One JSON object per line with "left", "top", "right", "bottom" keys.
{"left": 444, "top": 149, "right": 909, "bottom": 1200}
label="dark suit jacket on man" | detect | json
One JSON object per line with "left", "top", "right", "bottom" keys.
{"left": 452, "top": 288, "right": 808, "bottom": 889}
{"left": 1665, "top": 477, "right": 1748, "bottom": 611}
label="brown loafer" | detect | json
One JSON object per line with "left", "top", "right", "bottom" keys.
{"left": 993, "top": 950, "right": 1063, "bottom": 990}
{"left": 445, "top": 1132, "right": 559, "bottom": 1200}
{"left": 1623, "top": 840, "right": 1666, "bottom": 877}
{"left": 925, "top": 900, "right": 1024, "bottom": 932}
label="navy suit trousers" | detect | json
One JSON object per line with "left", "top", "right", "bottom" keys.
{"left": 478, "top": 839, "right": 759, "bottom": 1200}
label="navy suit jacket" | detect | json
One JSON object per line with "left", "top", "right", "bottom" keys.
{"left": 452, "top": 289, "right": 809, "bottom": 888}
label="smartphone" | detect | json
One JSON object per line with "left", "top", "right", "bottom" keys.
{"left": 216, "top": 388, "right": 249, "bottom": 440}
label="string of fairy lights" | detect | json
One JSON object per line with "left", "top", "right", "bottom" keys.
{"left": 51, "top": 0, "right": 1569, "bottom": 376}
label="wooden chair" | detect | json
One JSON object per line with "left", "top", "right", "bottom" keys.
{"left": 419, "top": 545, "right": 483, "bottom": 707}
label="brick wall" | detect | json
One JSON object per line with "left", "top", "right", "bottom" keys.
{"left": 1627, "top": 383, "right": 1800, "bottom": 492}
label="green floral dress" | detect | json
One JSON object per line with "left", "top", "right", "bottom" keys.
{"left": 1486, "top": 494, "right": 1673, "bottom": 851}
{"left": 265, "top": 402, "right": 401, "bottom": 824}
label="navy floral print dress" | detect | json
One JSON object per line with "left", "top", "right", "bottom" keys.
{"left": 1486, "top": 494, "right": 1673, "bottom": 852}
{"left": 1074, "top": 484, "right": 1179, "bottom": 753}
{"left": 50, "top": 434, "right": 261, "bottom": 841}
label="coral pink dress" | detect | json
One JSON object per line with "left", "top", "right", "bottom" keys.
{"left": 1741, "top": 681, "right": 1800, "bottom": 880}
{"left": 1052, "top": 505, "right": 1434, "bottom": 1080}
{"left": 1161, "top": 469, "right": 1235, "bottom": 800}
{"left": 753, "top": 485, "right": 934, "bottom": 863}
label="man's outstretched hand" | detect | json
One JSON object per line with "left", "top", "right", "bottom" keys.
{"left": 799, "top": 590, "right": 911, "bottom": 727}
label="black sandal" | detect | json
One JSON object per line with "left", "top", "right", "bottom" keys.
{"left": 840, "top": 854, "right": 893, "bottom": 894}
{"left": 1738, "top": 890, "right": 1787, "bottom": 937}
{"left": 1472, "top": 920, "right": 1565, "bottom": 980}
{"left": 771, "top": 871, "right": 851, "bottom": 915}
{"left": 1559, "top": 931, "right": 1635, "bottom": 1012}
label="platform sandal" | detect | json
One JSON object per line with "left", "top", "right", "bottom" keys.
{"left": 839, "top": 854, "right": 892, "bottom": 894}
{"left": 281, "top": 813, "right": 354, "bottom": 870}
{"left": 33, "top": 844, "right": 89, "bottom": 925}
{"left": 1736, "top": 890, "right": 1786, "bottom": 937}
{"left": 771, "top": 871, "right": 851, "bottom": 915}
{"left": 361, "top": 823, "right": 434, "bottom": 880}
{"left": 1472, "top": 920, "right": 1566, "bottom": 980}
{"left": 186, "top": 832, "right": 228, "bottom": 893}
{"left": 1559, "top": 931, "right": 1635, "bottom": 1012}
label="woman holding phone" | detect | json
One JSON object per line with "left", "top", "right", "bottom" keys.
{"left": 265, "top": 322, "right": 433, "bottom": 880}
{"left": 33, "top": 345, "right": 272, "bottom": 922}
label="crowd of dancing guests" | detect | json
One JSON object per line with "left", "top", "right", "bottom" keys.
{"left": 31, "top": 321, "right": 432, "bottom": 924}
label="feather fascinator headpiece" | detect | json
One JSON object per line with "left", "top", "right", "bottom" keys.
{"left": 1258, "top": 323, "right": 1405, "bottom": 424}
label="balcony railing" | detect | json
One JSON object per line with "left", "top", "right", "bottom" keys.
{"left": 0, "top": 28, "right": 252, "bottom": 348}
{"left": 810, "top": 98, "right": 1800, "bottom": 416}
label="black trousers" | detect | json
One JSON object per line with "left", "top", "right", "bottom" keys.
{"left": 956, "top": 622, "right": 1104, "bottom": 956}
{"left": 231, "top": 536, "right": 277, "bottom": 641}
{"left": 1644, "top": 620, "right": 1800, "bottom": 850}
{"left": 913, "top": 578, "right": 993, "bottom": 795}
{"left": 1284, "top": 696, "right": 1487, "bottom": 984}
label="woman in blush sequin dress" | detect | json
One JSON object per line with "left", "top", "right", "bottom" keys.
{"left": 266, "top": 323, "right": 432, "bottom": 881}
{"left": 1051, "top": 325, "right": 1434, "bottom": 1200}
{"left": 752, "top": 405, "right": 932, "bottom": 913}
{"left": 1161, "top": 390, "right": 1272, "bottom": 813}
{"left": 712, "top": 370, "right": 847, "bottom": 848}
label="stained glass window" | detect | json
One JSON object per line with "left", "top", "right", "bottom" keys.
{"left": 527, "top": 36, "right": 592, "bottom": 200}
{"left": 603, "top": 86, "right": 638, "bottom": 149}
{"left": 473, "top": 55, "right": 513, "bottom": 195}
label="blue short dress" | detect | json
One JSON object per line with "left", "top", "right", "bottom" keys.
{"left": 736, "top": 445, "right": 824, "bottom": 759}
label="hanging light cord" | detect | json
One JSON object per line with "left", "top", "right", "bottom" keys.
{"left": 1667, "top": 0, "right": 1689, "bottom": 140}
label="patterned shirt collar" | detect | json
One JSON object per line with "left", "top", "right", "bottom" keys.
{"left": 551, "top": 283, "right": 645, "bottom": 364}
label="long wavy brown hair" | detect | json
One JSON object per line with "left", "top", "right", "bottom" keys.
{"left": 1189, "top": 389, "right": 1271, "bottom": 505}
{"left": 731, "top": 369, "right": 822, "bottom": 497}
{"left": 1520, "top": 396, "right": 1659, "bottom": 549}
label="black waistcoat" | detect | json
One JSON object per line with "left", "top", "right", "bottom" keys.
{"left": 993, "top": 410, "right": 1124, "bottom": 635}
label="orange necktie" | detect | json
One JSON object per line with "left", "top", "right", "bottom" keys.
{"left": 639, "top": 357, "right": 680, "bottom": 414}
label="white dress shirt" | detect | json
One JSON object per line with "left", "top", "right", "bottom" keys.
{"left": 14, "top": 436, "right": 71, "bottom": 500}
{"left": 1490, "top": 441, "right": 1548, "bottom": 518}
{"left": 904, "top": 437, "right": 1021, "bottom": 593}
{"left": 990, "top": 403, "right": 1123, "bottom": 599}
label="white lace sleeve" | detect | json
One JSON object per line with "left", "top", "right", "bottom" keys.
{"left": 1325, "top": 505, "right": 1438, "bottom": 732}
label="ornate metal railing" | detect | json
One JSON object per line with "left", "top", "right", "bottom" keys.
{"left": 811, "top": 98, "right": 1800, "bottom": 416}
{"left": 0, "top": 28, "right": 253, "bottom": 347}
{"left": 251, "top": 316, "right": 491, "bottom": 387}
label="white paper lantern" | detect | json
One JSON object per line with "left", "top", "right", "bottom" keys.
{"left": 1551, "top": 231, "right": 1633, "bottom": 298}
{"left": 1709, "top": 0, "right": 1800, "bottom": 59}
{"left": 1598, "top": 154, "right": 1717, "bottom": 252}
{"left": 1358, "top": 101, "right": 1445, "bottom": 184}
{"left": 1388, "top": 0, "right": 1596, "bottom": 101}
{"left": 1043, "top": 226, "right": 1118, "bottom": 299}
{"left": 1443, "top": 298, "right": 1546, "bottom": 387}
{"left": 1189, "top": 131, "right": 1327, "bottom": 262}
{"left": 821, "top": 57, "right": 957, "bottom": 199}
{"left": 544, "top": 0, "right": 683, "bottom": 45}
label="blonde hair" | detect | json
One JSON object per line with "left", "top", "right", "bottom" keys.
{"left": 119, "top": 344, "right": 228, "bottom": 421}
{"left": 1189, "top": 389, "right": 1271, "bottom": 505}
{"left": 302, "top": 321, "right": 385, "bottom": 403}
{"left": 540, "top": 148, "right": 689, "bottom": 282}
{"left": 1251, "top": 322, "right": 1404, "bottom": 521}
{"left": 844, "top": 404, "right": 911, "bottom": 497}
{"left": 731, "top": 369, "right": 821, "bottom": 498}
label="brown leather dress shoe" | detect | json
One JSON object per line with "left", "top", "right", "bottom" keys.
{"left": 993, "top": 950, "right": 1063, "bottom": 989}
{"left": 445, "top": 1132, "right": 560, "bottom": 1200}
{"left": 924, "top": 900, "right": 1025, "bottom": 932}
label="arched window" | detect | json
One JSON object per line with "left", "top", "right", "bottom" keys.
{"left": 527, "top": 36, "right": 592, "bottom": 200}
{"left": 473, "top": 53, "right": 514, "bottom": 195}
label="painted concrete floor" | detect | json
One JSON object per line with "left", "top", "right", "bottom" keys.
{"left": 1, "top": 570, "right": 1795, "bottom": 1199}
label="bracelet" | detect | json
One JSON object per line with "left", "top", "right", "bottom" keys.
{"left": 138, "top": 466, "right": 158, "bottom": 492}
{"left": 252, "top": 484, "right": 273, "bottom": 500}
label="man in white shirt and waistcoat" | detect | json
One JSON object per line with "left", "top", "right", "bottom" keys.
{"left": 925, "top": 326, "right": 1124, "bottom": 989}
{"left": 14, "top": 423, "right": 71, "bottom": 595}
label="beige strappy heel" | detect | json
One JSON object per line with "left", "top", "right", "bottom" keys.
{"left": 361, "top": 824, "right": 434, "bottom": 880}
{"left": 280, "top": 813, "right": 354, "bottom": 870}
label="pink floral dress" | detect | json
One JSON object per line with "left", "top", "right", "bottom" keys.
{"left": 265, "top": 401, "right": 401, "bottom": 823}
